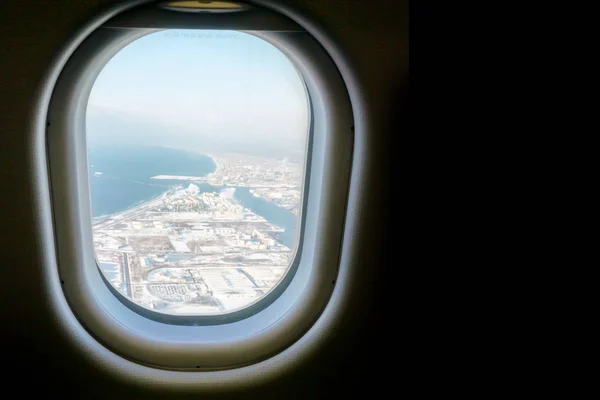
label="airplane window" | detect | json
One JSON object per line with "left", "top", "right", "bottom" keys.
{"left": 87, "top": 30, "right": 309, "bottom": 316}
{"left": 46, "top": 1, "right": 353, "bottom": 369}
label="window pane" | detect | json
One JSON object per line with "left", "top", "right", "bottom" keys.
{"left": 87, "top": 30, "right": 309, "bottom": 315}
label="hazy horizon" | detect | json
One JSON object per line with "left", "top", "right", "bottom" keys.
{"left": 87, "top": 29, "right": 309, "bottom": 160}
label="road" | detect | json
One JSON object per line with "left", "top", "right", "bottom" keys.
{"left": 122, "top": 252, "right": 132, "bottom": 298}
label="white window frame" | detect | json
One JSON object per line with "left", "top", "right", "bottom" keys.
{"left": 35, "top": 0, "right": 368, "bottom": 387}
{"left": 85, "top": 29, "right": 316, "bottom": 326}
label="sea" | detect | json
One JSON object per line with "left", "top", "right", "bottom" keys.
{"left": 88, "top": 145, "right": 299, "bottom": 248}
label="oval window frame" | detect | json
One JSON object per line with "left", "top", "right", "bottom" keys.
{"left": 45, "top": 1, "right": 354, "bottom": 372}
{"left": 87, "top": 29, "right": 315, "bottom": 325}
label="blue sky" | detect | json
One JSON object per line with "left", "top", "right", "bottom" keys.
{"left": 87, "top": 30, "right": 309, "bottom": 156}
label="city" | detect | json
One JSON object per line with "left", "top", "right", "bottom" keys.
{"left": 92, "top": 153, "right": 304, "bottom": 315}
{"left": 151, "top": 153, "right": 304, "bottom": 214}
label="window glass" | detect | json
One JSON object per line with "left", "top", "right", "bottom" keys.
{"left": 87, "top": 30, "right": 309, "bottom": 315}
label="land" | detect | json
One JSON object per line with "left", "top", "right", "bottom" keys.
{"left": 151, "top": 153, "right": 303, "bottom": 214}
{"left": 93, "top": 153, "right": 304, "bottom": 315}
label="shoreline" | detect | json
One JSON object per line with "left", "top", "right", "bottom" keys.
{"left": 157, "top": 145, "right": 220, "bottom": 179}
{"left": 93, "top": 182, "right": 298, "bottom": 225}
{"left": 92, "top": 148, "right": 218, "bottom": 224}
{"left": 92, "top": 184, "right": 298, "bottom": 248}
{"left": 92, "top": 189, "right": 175, "bottom": 227}
{"left": 90, "top": 148, "right": 299, "bottom": 241}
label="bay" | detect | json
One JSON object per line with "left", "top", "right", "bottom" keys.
{"left": 88, "top": 145, "right": 299, "bottom": 248}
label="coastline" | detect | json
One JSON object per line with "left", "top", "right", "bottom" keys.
{"left": 92, "top": 183, "right": 298, "bottom": 246}
{"left": 157, "top": 145, "right": 220, "bottom": 179}
{"left": 90, "top": 147, "right": 299, "bottom": 247}
{"left": 92, "top": 189, "right": 174, "bottom": 227}
{"left": 92, "top": 147, "right": 218, "bottom": 223}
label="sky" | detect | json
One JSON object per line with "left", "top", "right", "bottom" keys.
{"left": 87, "top": 30, "right": 309, "bottom": 158}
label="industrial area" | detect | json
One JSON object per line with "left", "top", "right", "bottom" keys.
{"left": 93, "top": 153, "right": 304, "bottom": 315}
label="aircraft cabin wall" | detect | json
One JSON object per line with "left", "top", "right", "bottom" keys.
{"left": 0, "top": 0, "right": 407, "bottom": 398}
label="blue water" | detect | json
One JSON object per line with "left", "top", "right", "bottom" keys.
{"left": 88, "top": 145, "right": 216, "bottom": 217}
{"left": 88, "top": 145, "right": 299, "bottom": 248}
{"left": 233, "top": 187, "right": 299, "bottom": 248}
